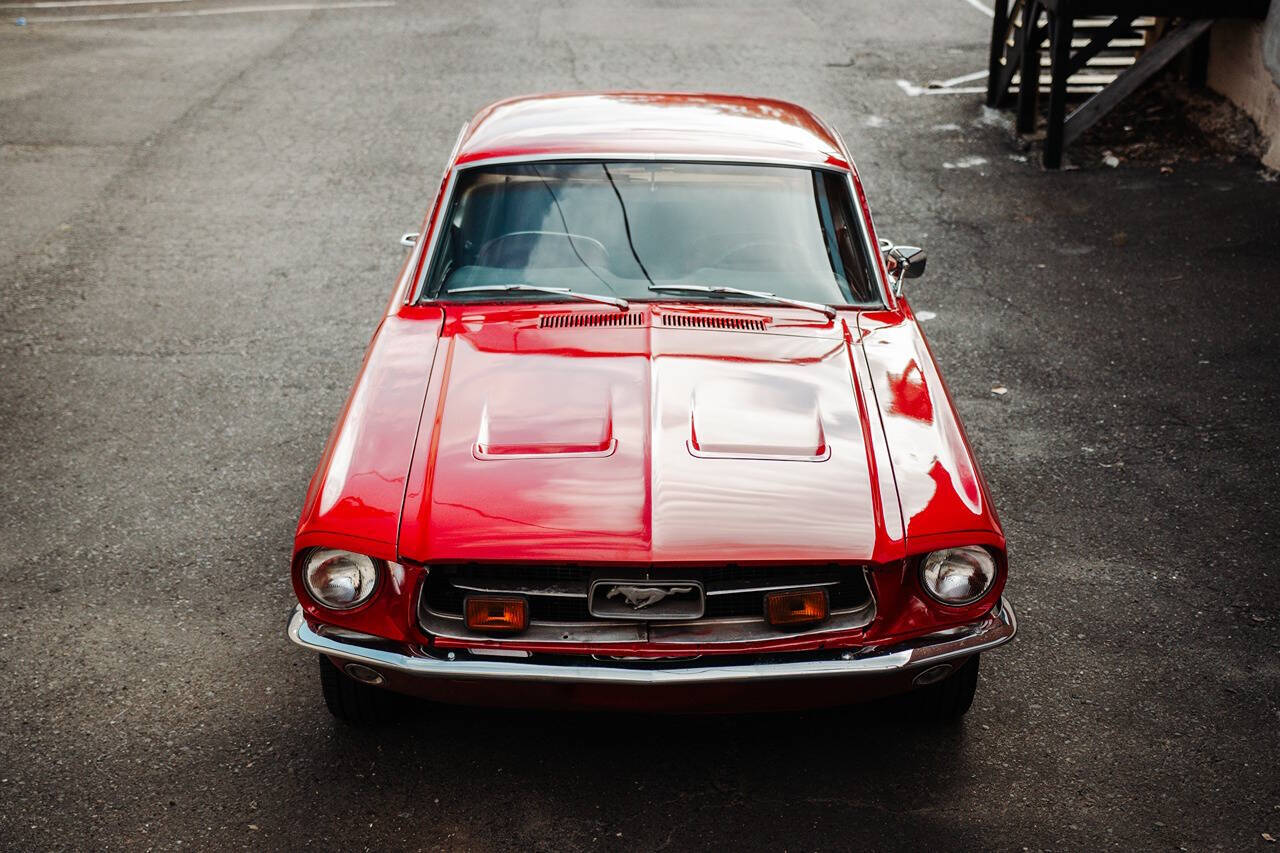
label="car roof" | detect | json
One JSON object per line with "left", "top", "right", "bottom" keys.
{"left": 452, "top": 92, "right": 850, "bottom": 169}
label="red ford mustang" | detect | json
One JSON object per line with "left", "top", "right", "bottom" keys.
{"left": 286, "top": 92, "right": 1016, "bottom": 722}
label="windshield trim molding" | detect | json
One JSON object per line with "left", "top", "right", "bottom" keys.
{"left": 407, "top": 155, "right": 889, "bottom": 308}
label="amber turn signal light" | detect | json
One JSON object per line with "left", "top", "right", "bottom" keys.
{"left": 765, "top": 588, "right": 829, "bottom": 627}
{"left": 464, "top": 596, "right": 529, "bottom": 634}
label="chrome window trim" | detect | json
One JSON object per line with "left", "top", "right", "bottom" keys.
{"left": 827, "top": 125, "right": 893, "bottom": 306}
{"left": 841, "top": 170, "right": 892, "bottom": 305}
{"left": 407, "top": 154, "right": 889, "bottom": 308}
{"left": 407, "top": 167, "right": 459, "bottom": 305}
{"left": 404, "top": 121, "right": 468, "bottom": 305}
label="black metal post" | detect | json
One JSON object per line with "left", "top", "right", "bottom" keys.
{"left": 1043, "top": 2, "right": 1074, "bottom": 168}
{"left": 1188, "top": 29, "right": 1211, "bottom": 88}
{"left": 988, "top": 0, "right": 1011, "bottom": 106}
{"left": 1016, "top": 0, "right": 1042, "bottom": 133}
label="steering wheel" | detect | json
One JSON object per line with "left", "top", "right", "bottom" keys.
{"left": 476, "top": 230, "right": 611, "bottom": 268}
{"left": 709, "top": 239, "right": 810, "bottom": 271}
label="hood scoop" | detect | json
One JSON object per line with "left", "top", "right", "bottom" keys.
{"left": 661, "top": 313, "right": 767, "bottom": 332}
{"left": 540, "top": 311, "right": 643, "bottom": 329}
{"left": 688, "top": 377, "right": 828, "bottom": 461}
{"left": 474, "top": 371, "right": 617, "bottom": 459}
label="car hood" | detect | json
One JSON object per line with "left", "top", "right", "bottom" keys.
{"left": 397, "top": 307, "right": 905, "bottom": 565}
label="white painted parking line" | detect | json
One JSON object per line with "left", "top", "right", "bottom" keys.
{"left": 897, "top": 66, "right": 992, "bottom": 98}
{"left": 930, "top": 69, "right": 990, "bottom": 88}
{"left": 1, "top": 0, "right": 188, "bottom": 8}
{"left": 901, "top": 78, "right": 988, "bottom": 96}
{"left": 943, "top": 156, "right": 989, "bottom": 169}
{"left": 21, "top": 0, "right": 393, "bottom": 21}
{"left": 959, "top": 0, "right": 994, "bottom": 16}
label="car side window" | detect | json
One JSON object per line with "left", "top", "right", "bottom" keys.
{"left": 814, "top": 171, "right": 876, "bottom": 304}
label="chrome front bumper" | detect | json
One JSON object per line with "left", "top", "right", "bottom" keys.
{"left": 286, "top": 598, "right": 1016, "bottom": 687}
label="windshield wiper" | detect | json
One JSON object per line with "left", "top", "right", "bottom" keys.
{"left": 448, "top": 284, "right": 629, "bottom": 310}
{"left": 648, "top": 284, "right": 836, "bottom": 320}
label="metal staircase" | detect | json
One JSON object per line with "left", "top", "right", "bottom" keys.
{"left": 986, "top": 0, "right": 1269, "bottom": 167}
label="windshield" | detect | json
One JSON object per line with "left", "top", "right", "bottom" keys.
{"left": 423, "top": 161, "right": 882, "bottom": 308}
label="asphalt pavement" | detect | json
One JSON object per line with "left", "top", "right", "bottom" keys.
{"left": 1, "top": 0, "right": 1278, "bottom": 850}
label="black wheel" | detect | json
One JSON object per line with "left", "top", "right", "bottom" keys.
{"left": 318, "top": 655, "right": 401, "bottom": 725}
{"left": 907, "top": 654, "right": 980, "bottom": 722}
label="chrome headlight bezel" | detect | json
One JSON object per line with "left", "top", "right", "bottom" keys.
{"left": 919, "top": 546, "right": 998, "bottom": 606}
{"left": 301, "top": 548, "right": 381, "bottom": 611}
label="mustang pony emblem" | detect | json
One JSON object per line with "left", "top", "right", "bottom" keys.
{"left": 605, "top": 585, "right": 695, "bottom": 610}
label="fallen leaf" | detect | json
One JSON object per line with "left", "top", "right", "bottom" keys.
{"left": 991, "top": 386, "right": 1008, "bottom": 395}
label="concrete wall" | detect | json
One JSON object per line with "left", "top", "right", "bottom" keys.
{"left": 1208, "top": 8, "right": 1280, "bottom": 169}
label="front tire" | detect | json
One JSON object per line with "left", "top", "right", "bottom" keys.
{"left": 908, "top": 654, "right": 980, "bottom": 722}
{"left": 318, "top": 655, "right": 401, "bottom": 725}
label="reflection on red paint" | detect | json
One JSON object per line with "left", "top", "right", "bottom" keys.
{"left": 887, "top": 359, "right": 933, "bottom": 422}
{"left": 394, "top": 305, "right": 900, "bottom": 566}
{"left": 455, "top": 92, "right": 849, "bottom": 168}
{"left": 290, "top": 93, "right": 1008, "bottom": 673}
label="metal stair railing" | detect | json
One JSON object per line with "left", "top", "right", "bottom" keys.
{"left": 987, "top": 0, "right": 1271, "bottom": 168}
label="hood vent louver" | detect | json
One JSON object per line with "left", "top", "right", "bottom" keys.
{"left": 539, "top": 311, "right": 643, "bottom": 329}
{"left": 661, "top": 313, "right": 767, "bottom": 332}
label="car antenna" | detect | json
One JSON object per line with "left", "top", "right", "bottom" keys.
{"left": 531, "top": 164, "right": 626, "bottom": 305}
{"left": 601, "top": 163, "right": 656, "bottom": 289}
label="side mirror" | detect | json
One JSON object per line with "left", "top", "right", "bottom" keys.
{"left": 879, "top": 239, "right": 927, "bottom": 296}
{"left": 399, "top": 232, "right": 420, "bottom": 247}
{"left": 895, "top": 246, "right": 926, "bottom": 279}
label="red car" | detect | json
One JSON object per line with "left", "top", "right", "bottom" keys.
{"left": 287, "top": 92, "right": 1015, "bottom": 722}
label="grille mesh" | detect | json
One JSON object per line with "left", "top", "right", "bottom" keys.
{"left": 660, "top": 313, "right": 767, "bottom": 331}
{"left": 539, "top": 311, "right": 643, "bottom": 329}
{"left": 422, "top": 565, "right": 870, "bottom": 624}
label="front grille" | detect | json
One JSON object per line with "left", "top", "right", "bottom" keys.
{"left": 426, "top": 580, "right": 593, "bottom": 622}
{"left": 437, "top": 563, "right": 593, "bottom": 583}
{"left": 421, "top": 564, "right": 872, "bottom": 626}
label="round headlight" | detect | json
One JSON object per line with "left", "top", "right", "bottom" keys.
{"left": 303, "top": 549, "right": 379, "bottom": 610}
{"left": 920, "top": 546, "right": 997, "bottom": 605}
